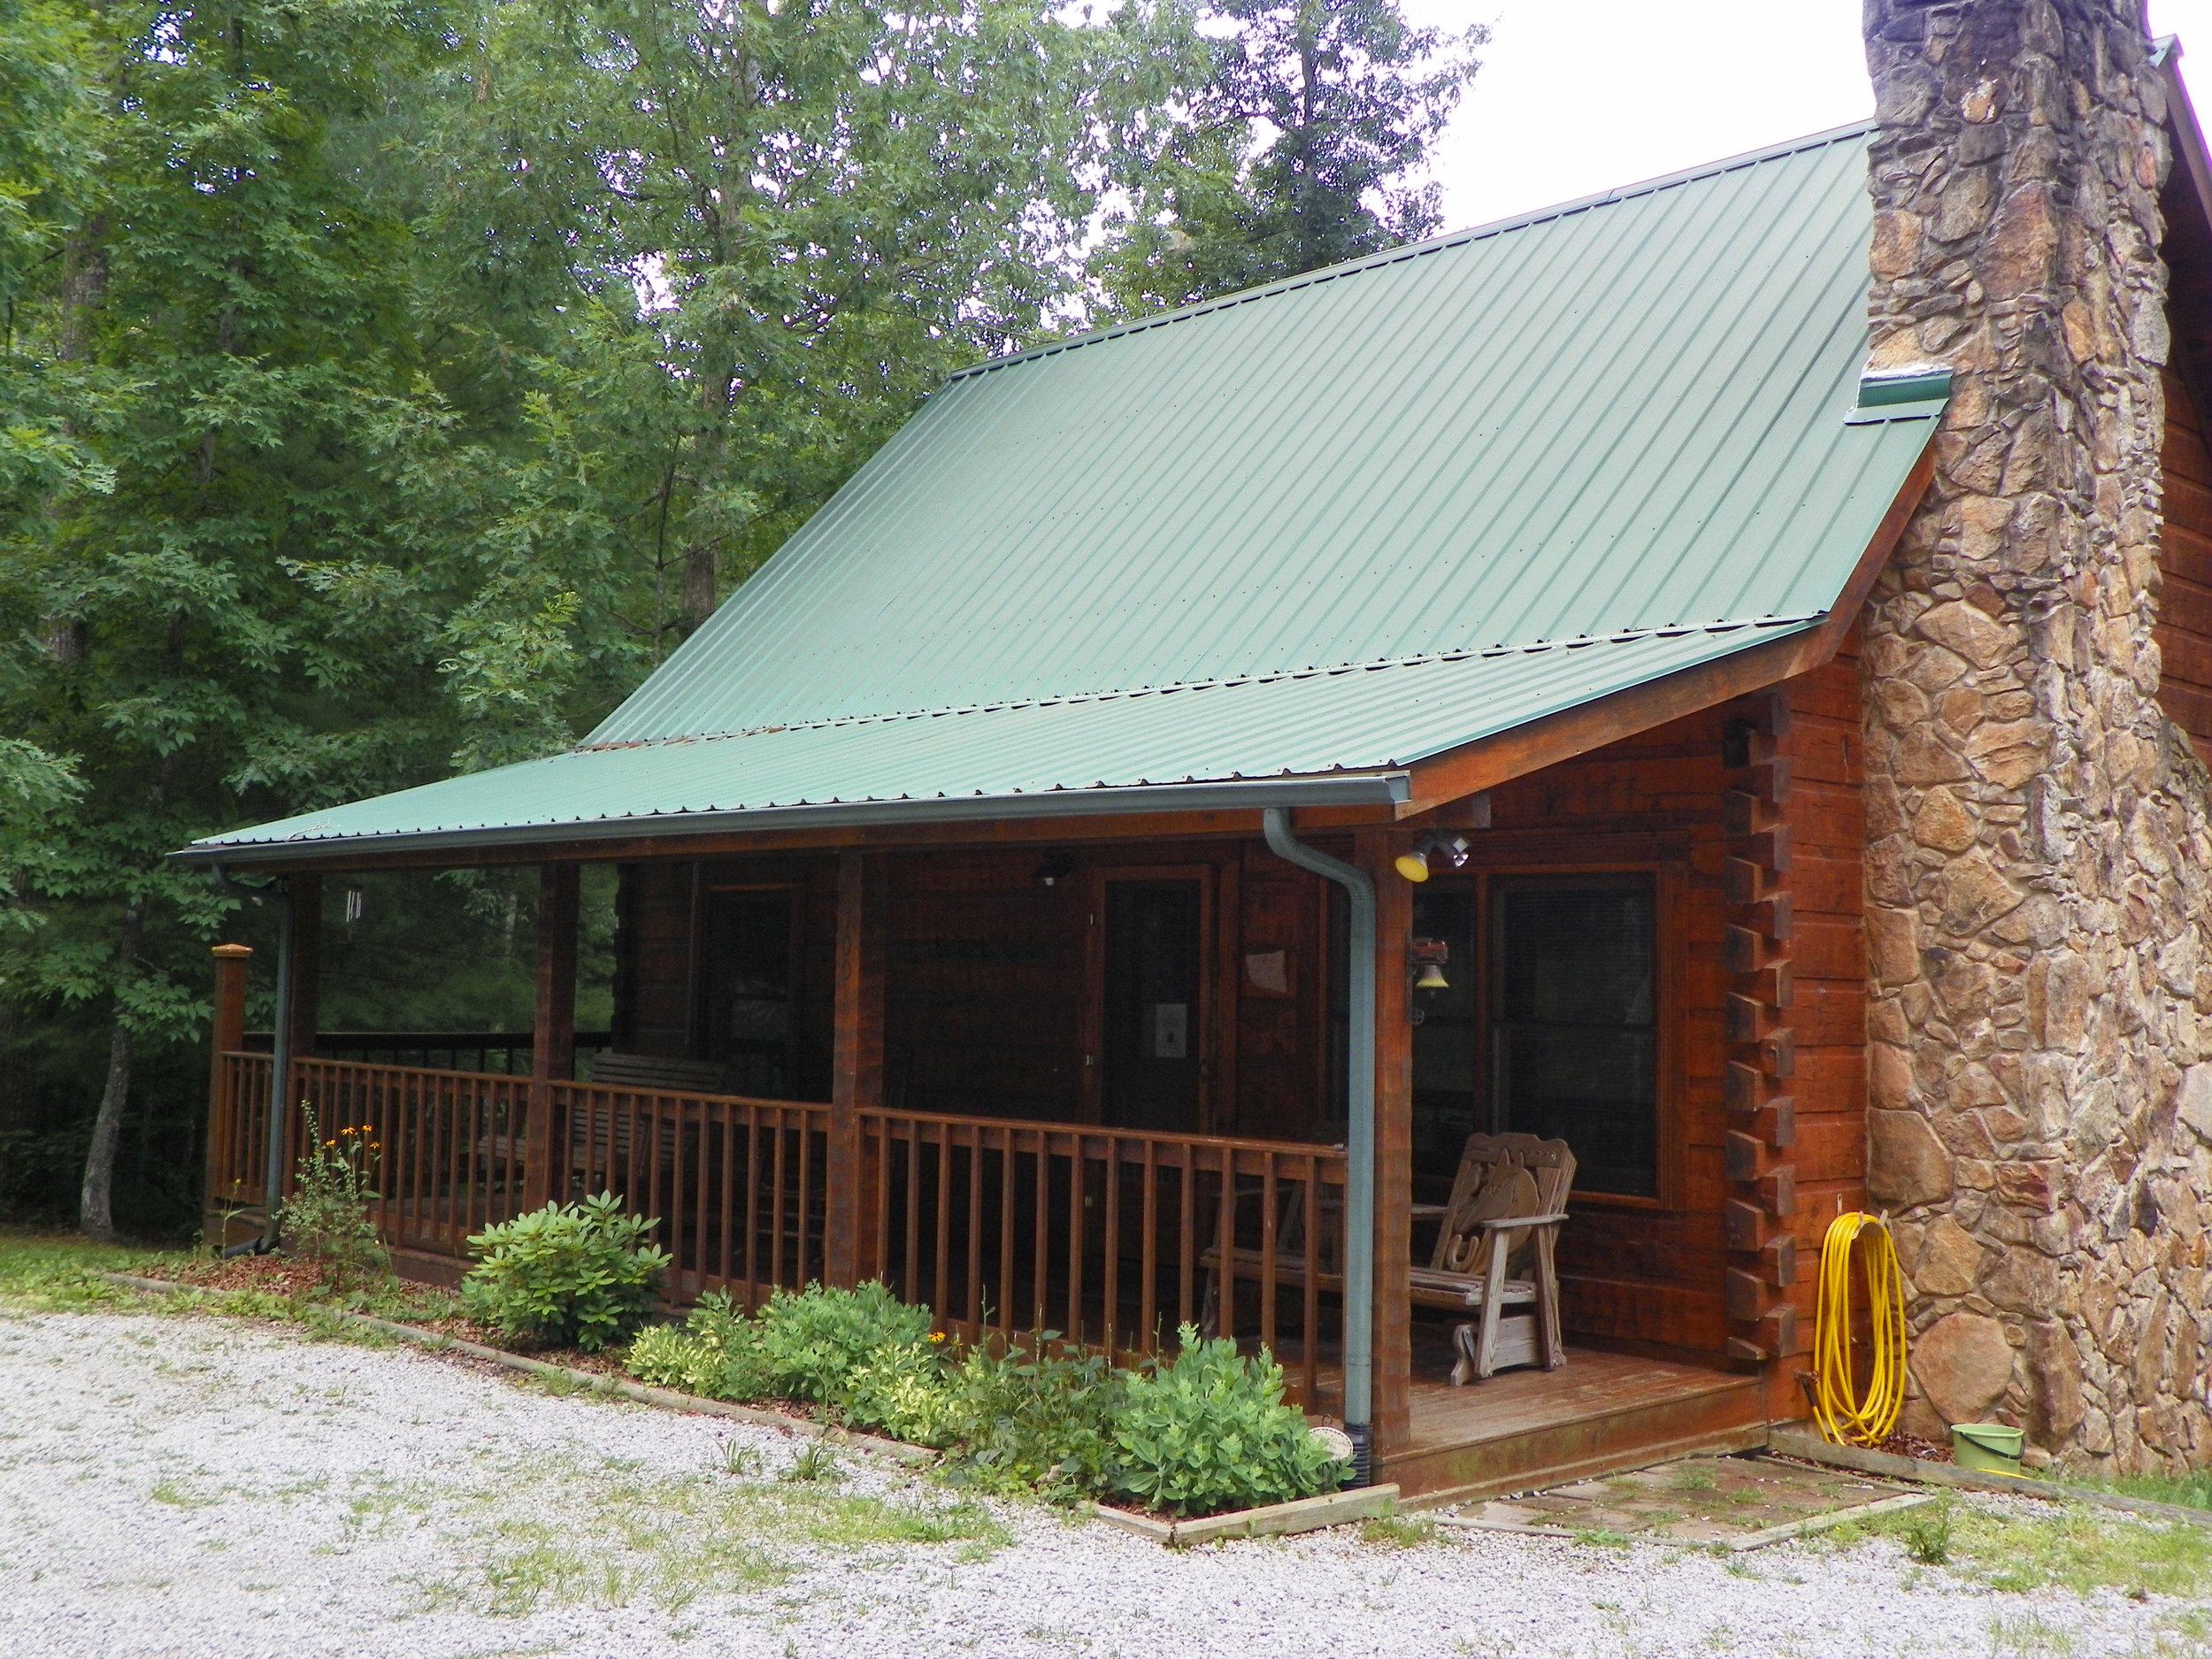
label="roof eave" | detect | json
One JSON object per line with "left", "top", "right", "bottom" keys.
{"left": 168, "top": 772, "right": 1414, "bottom": 870}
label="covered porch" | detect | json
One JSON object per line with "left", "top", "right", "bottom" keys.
{"left": 194, "top": 680, "right": 1850, "bottom": 1502}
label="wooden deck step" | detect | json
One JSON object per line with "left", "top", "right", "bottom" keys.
{"left": 1381, "top": 1348, "right": 1769, "bottom": 1505}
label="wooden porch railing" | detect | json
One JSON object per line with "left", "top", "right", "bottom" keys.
{"left": 209, "top": 1056, "right": 1345, "bottom": 1405}
{"left": 860, "top": 1109, "right": 1346, "bottom": 1406}
{"left": 544, "top": 1079, "right": 830, "bottom": 1302}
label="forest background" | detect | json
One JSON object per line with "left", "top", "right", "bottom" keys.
{"left": 0, "top": 0, "right": 1479, "bottom": 1239}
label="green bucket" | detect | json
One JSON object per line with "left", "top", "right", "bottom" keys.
{"left": 1952, "top": 1422, "right": 2025, "bottom": 1474}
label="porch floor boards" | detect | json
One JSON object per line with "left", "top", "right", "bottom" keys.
{"left": 1386, "top": 1344, "right": 1770, "bottom": 1504}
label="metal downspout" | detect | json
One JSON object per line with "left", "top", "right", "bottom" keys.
{"left": 1261, "top": 808, "right": 1376, "bottom": 1480}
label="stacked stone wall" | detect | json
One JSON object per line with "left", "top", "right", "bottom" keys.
{"left": 1863, "top": 0, "right": 2212, "bottom": 1470}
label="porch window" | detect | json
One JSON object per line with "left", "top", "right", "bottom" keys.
{"left": 1410, "top": 872, "right": 1662, "bottom": 1201}
{"left": 1490, "top": 878, "right": 1658, "bottom": 1198}
{"left": 702, "top": 886, "right": 797, "bottom": 1096}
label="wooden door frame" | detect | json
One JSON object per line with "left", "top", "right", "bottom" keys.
{"left": 1080, "top": 863, "right": 1222, "bottom": 1133}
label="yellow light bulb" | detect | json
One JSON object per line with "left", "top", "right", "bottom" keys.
{"left": 1394, "top": 849, "right": 1430, "bottom": 882}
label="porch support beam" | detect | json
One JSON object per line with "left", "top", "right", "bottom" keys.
{"left": 827, "top": 851, "right": 887, "bottom": 1288}
{"left": 206, "top": 943, "right": 251, "bottom": 1240}
{"left": 1356, "top": 829, "right": 1416, "bottom": 1459}
{"left": 525, "top": 864, "right": 580, "bottom": 1211}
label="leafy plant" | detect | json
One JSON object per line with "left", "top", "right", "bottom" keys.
{"left": 750, "top": 1281, "right": 937, "bottom": 1409}
{"left": 932, "top": 1337, "right": 1123, "bottom": 1500}
{"left": 1108, "top": 1324, "right": 1346, "bottom": 1517}
{"left": 276, "top": 1102, "right": 388, "bottom": 1286}
{"left": 461, "top": 1193, "right": 669, "bottom": 1351}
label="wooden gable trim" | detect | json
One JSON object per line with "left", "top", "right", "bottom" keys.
{"left": 1394, "top": 440, "right": 1938, "bottom": 819}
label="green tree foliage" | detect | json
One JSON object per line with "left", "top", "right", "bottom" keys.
{"left": 0, "top": 0, "right": 1471, "bottom": 1240}
{"left": 1094, "top": 0, "right": 1483, "bottom": 312}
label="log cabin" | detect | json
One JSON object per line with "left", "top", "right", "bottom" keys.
{"left": 177, "top": 11, "right": 2212, "bottom": 1494}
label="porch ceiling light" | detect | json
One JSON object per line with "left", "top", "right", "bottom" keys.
{"left": 1033, "top": 850, "right": 1075, "bottom": 888}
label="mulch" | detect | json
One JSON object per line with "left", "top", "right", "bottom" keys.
{"left": 137, "top": 1254, "right": 650, "bottom": 1382}
{"left": 1874, "top": 1428, "right": 1955, "bottom": 1463}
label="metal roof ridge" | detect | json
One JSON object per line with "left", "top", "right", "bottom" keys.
{"left": 572, "top": 614, "right": 1827, "bottom": 753}
{"left": 942, "top": 121, "right": 1879, "bottom": 386}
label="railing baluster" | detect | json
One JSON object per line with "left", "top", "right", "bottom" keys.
{"left": 1031, "top": 1133, "right": 1048, "bottom": 1336}
{"left": 963, "top": 1121, "right": 983, "bottom": 1332}
{"left": 1215, "top": 1146, "right": 1237, "bottom": 1348}
{"left": 1101, "top": 1134, "right": 1121, "bottom": 1359}
{"left": 1259, "top": 1149, "right": 1279, "bottom": 1360}
{"left": 932, "top": 1121, "right": 952, "bottom": 1317}
{"left": 1139, "top": 1140, "right": 1158, "bottom": 1358}
{"left": 1066, "top": 1133, "right": 1086, "bottom": 1347}
{"left": 1302, "top": 1150, "right": 1321, "bottom": 1409}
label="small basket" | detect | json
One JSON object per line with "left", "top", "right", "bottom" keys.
{"left": 1951, "top": 1422, "right": 2024, "bottom": 1474}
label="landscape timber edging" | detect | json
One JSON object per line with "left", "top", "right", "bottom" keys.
{"left": 1088, "top": 1483, "right": 1401, "bottom": 1547}
{"left": 1765, "top": 1428, "right": 2212, "bottom": 1531}
{"left": 97, "top": 1271, "right": 931, "bottom": 1465}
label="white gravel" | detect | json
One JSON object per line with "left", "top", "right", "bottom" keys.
{"left": 0, "top": 1306, "right": 2195, "bottom": 1657}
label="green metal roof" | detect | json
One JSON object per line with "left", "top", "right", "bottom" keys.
{"left": 186, "top": 122, "right": 1940, "bottom": 864}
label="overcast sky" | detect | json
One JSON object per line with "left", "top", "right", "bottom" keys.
{"left": 1400, "top": 0, "right": 2212, "bottom": 234}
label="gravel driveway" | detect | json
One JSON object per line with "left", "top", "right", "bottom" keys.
{"left": 0, "top": 1307, "right": 2193, "bottom": 1657}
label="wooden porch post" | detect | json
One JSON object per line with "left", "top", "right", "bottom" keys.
{"left": 1356, "top": 831, "right": 1416, "bottom": 1456}
{"left": 827, "top": 850, "right": 887, "bottom": 1288}
{"left": 282, "top": 876, "right": 322, "bottom": 1062}
{"left": 206, "top": 943, "right": 252, "bottom": 1239}
{"left": 525, "top": 864, "right": 580, "bottom": 1211}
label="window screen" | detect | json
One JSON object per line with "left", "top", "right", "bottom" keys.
{"left": 1490, "top": 879, "right": 1658, "bottom": 1197}
{"left": 703, "top": 888, "right": 795, "bottom": 1097}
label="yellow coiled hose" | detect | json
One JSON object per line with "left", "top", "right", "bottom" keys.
{"left": 1811, "top": 1210, "right": 1906, "bottom": 1447}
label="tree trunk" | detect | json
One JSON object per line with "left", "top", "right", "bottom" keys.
{"left": 79, "top": 900, "right": 143, "bottom": 1240}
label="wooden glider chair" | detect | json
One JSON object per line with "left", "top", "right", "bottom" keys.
{"left": 1409, "top": 1133, "right": 1576, "bottom": 1385}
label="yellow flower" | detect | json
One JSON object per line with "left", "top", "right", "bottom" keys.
{"left": 929, "top": 1332, "right": 948, "bottom": 1343}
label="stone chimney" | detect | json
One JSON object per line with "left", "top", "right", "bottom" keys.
{"left": 1860, "top": 0, "right": 2212, "bottom": 1469}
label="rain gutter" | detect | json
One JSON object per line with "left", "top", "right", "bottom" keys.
{"left": 171, "top": 773, "right": 1412, "bottom": 868}
{"left": 1260, "top": 808, "right": 1376, "bottom": 1482}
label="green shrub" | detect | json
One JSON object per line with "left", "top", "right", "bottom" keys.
{"left": 277, "top": 1103, "right": 388, "bottom": 1286}
{"left": 751, "top": 1280, "right": 936, "bottom": 1409}
{"left": 624, "top": 1281, "right": 941, "bottom": 1424}
{"left": 1108, "top": 1324, "right": 1347, "bottom": 1517}
{"left": 627, "top": 1290, "right": 773, "bottom": 1399}
{"left": 618, "top": 1288, "right": 1349, "bottom": 1520}
{"left": 461, "top": 1193, "right": 669, "bottom": 1351}
{"left": 932, "top": 1338, "right": 1121, "bottom": 1499}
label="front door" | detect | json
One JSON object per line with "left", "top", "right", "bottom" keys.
{"left": 1092, "top": 871, "right": 1210, "bottom": 1132}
